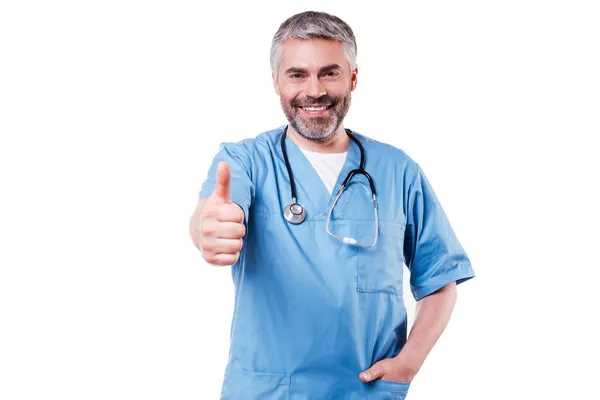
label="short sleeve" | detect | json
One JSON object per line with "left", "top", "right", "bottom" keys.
{"left": 403, "top": 164, "right": 475, "bottom": 301}
{"left": 198, "top": 142, "right": 255, "bottom": 227}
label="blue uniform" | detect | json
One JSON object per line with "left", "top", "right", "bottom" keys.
{"left": 198, "top": 125, "right": 475, "bottom": 399}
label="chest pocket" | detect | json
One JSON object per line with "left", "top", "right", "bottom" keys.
{"left": 356, "top": 220, "right": 405, "bottom": 295}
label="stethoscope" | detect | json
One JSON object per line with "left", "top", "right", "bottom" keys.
{"left": 280, "top": 127, "right": 379, "bottom": 247}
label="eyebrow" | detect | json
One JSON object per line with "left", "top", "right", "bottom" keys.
{"left": 284, "top": 64, "right": 342, "bottom": 75}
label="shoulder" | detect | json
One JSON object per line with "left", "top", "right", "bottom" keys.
{"left": 217, "top": 125, "right": 285, "bottom": 155}
{"left": 350, "top": 129, "right": 420, "bottom": 179}
{"left": 211, "top": 125, "right": 286, "bottom": 177}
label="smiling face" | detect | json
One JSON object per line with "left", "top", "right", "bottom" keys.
{"left": 273, "top": 38, "right": 358, "bottom": 142}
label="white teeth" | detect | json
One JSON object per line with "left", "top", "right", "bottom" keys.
{"left": 303, "top": 106, "right": 328, "bottom": 111}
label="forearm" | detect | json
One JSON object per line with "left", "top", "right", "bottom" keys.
{"left": 396, "top": 282, "right": 457, "bottom": 378}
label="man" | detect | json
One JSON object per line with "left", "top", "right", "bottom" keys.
{"left": 189, "top": 11, "right": 475, "bottom": 399}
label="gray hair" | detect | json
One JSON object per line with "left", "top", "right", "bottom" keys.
{"left": 270, "top": 11, "right": 357, "bottom": 78}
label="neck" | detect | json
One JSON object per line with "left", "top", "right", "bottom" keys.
{"left": 286, "top": 125, "right": 350, "bottom": 154}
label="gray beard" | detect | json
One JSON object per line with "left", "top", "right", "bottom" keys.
{"left": 289, "top": 113, "right": 341, "bottom": 142}
{"left": 282, "top": 92, "right": 352, "bottom": 142}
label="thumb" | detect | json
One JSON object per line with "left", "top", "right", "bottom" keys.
{"left": 211, "top": 161, "right": 232, "bottom": 202}
{"left": 359, "top": 360, "right": 388, "bottom": 383}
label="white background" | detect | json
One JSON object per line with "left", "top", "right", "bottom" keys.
{"left": 1, "top": 1, "right": 599, "bottom": 399}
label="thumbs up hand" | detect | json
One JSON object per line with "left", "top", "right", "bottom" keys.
{"left": 199, "top": 162, "right": 246, "bottom": 266}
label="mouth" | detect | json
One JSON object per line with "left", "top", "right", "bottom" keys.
{"left": 297, "top": 104, "right": 333, "bottom": 116}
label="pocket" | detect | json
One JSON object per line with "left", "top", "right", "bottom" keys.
{"left": 356, "top": 221, "right": 405, "bottom": 295}
{"left": 366, "top": 379, "right": 410, "bottom": 399}
{"left": 220, "top": 366, "right": 290, "bottom": 400}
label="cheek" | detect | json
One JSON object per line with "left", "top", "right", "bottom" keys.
{"left": 280, "top": 92, "right": 302, "bottom": 108}
{"left": 323, "top": 81, "right": 350, "bottom": 96}
{"left": 280, "top": 86, "right": 301, "bottom": 99}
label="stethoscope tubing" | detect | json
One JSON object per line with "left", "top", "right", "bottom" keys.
{"left": 280, "top": 127, "right": 375, "bottom": 198}
{"left": 280, "top": 126, "right": 379, "bottom": 247}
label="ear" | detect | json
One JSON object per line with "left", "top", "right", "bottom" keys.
{"left": 350, "top": 66, "right": 358, "bottom": 91}
{"left": 272, "top": 72, "right": 280, "bottom": 95}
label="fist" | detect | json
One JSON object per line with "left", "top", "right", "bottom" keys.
{"left": 199, "top": 161, "right": 246, "bottom": 266}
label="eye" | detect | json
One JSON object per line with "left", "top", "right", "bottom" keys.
{"left": 289, "top": 73, "right": 302, "bottom": 79}
{"left": 323, "top": 71, "right": 340, "bottom": 78}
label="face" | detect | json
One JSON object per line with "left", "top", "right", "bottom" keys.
{"left": 273, "top": 38, "right": 358, "bottom": 142}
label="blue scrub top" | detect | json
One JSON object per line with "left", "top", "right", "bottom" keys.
{"left": 198, "top": 125, "right": 475, "bottom": 400}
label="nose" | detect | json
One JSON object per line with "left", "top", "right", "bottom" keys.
{"left": 306, "top": 76, "right": 327, "bottom": 98}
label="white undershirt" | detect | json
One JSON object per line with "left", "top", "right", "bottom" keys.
{"left": 299, "top": 148, "right": 348, "bottom": 195}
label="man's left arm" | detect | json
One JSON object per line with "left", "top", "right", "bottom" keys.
{"left": 359, "top": 282, "right": 457, "bottom": 383}
{"left": 360, "top": 163, "right": 475, "bottom": 383}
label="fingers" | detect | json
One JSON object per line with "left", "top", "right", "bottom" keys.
{"left": 216, "top": 222, "right": 246, "bottom": 239}
{"left": 204, "top": 252, "right": 241, "bottom": 267}
{"left": 200, "top": 220, "right": 245, "bottom": 253}
{"left": 201, "top": 219, "right": 245, "bottom": 239}
{"left": 199, "top": 218, "right": 245, "bottom": 266}
{"left": 216, "top": 203, "right": 244, "bottom": 223}
{"left": 199, "top": 196, "right": 245, "bottom": 266}
{"left": 211, "top": 162, "right": 232, "bottom": 202}
{"left": 202, "top": 237, "right": 244, "bottom": 254}
{"left": 203, "top": 203, "right": 244, "bottom": 223}
{"left": 200, "top": 237, "right": 243, "bottom": 266}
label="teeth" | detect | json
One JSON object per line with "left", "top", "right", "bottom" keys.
{"left": 303, "top": 106, "right": 328, "bottom": 111}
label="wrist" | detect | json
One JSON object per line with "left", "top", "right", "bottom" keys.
{"left": 393, "top": 351, "right": 423, "bottom": 380}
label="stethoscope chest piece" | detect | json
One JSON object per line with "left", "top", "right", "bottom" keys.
{"left": 284, "top": 201, "right": 306, "bottom": 224}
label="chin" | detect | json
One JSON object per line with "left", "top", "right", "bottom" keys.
{"left": 295, "top": 119, "right": 341, "bottom": 142}
{"left": 296, "top": 126, "right": 335, "bottom": 142}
